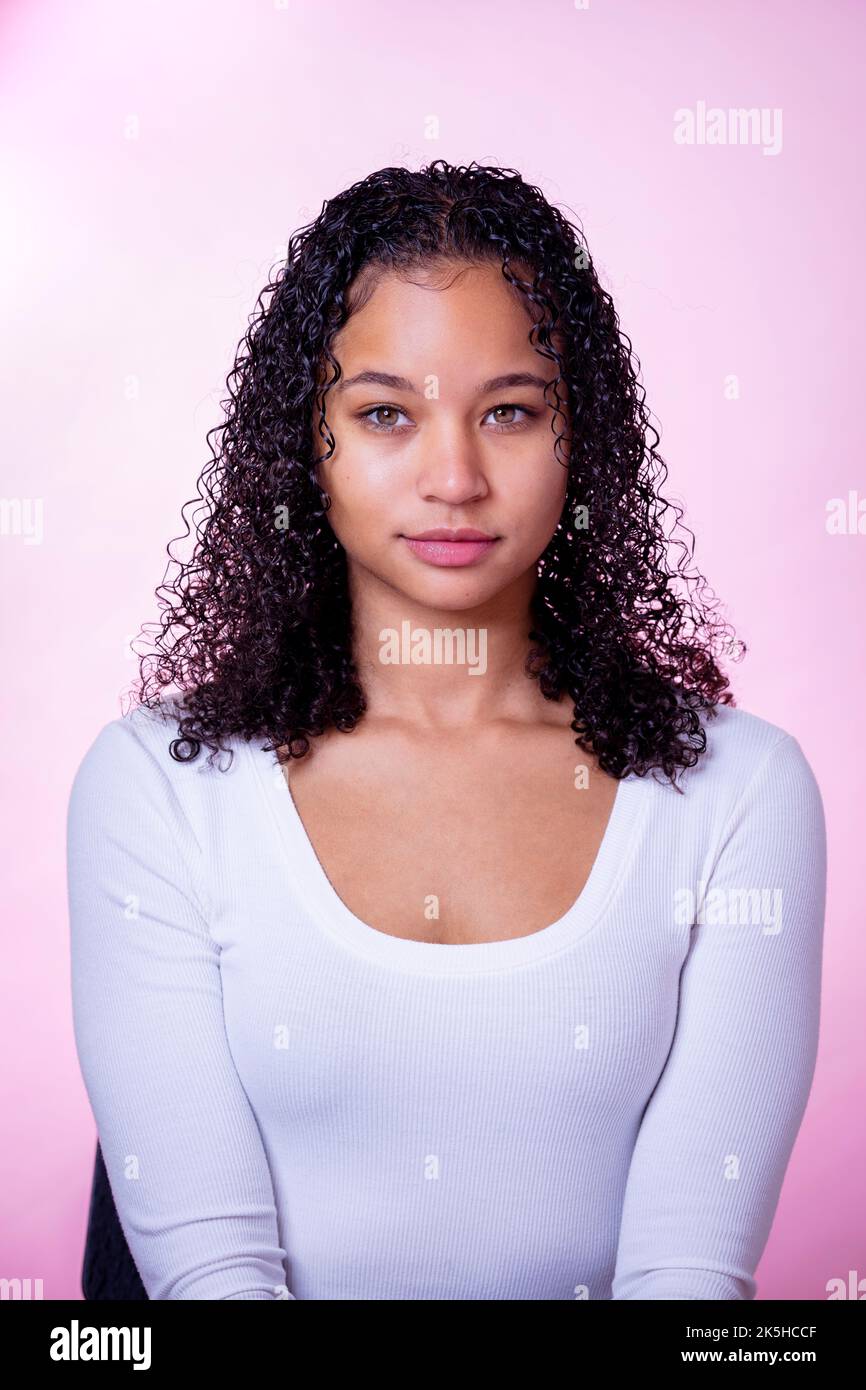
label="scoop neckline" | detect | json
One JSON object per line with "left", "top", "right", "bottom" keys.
{"left": 245, "top": 733, "right": 650, "bottom": 976}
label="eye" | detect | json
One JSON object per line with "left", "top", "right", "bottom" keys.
{"left": 484, "top": 403, "right": 537, "bottom": 431}
{"left": 358, "top": 405, "right": 412, "bottom": 432}
{"left": 356, "top": 401, "right": 538, "bottom": 434}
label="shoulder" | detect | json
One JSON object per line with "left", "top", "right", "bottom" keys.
{"left": 685, "top": 701, "right": 825, "bottom": 843}
{"left": 69, "top": 695, "right": 191, "bottom": 795}
{"left": 695, "top": 702, "right": 820, "bottom": 792}
{"left": 67, "top": 696, "right": 246, "bottom": 837}
{"left": 697, "top": 700, "right": 794, "bottom": 761}
{"left": 68, "top": 696, "right": 261, "bottom": 852}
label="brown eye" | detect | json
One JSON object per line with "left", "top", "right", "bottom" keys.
{"left": 485, "top": 404, "right": 535, "bottom": 430}
{"left": 359, "top": 405, "right": 410, "bottom": 432}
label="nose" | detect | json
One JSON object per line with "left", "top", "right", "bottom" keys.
{"left": 414, "top": 424, "right": 490, "bottom": 505}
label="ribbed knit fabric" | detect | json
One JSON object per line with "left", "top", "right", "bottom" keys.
{"left": 67, "top": 699, "right": 825, "bottom": 1301}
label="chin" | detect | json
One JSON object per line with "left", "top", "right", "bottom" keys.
{"left": 401, "top": 577, "right": 504, "bottom": 611}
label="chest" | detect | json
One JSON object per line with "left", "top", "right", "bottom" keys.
{"left": 280, "top": 735, "right": 620, "bottom": 945}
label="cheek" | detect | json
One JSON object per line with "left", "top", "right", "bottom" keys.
{"left": 325, "top": 460, "right": 399, "bottom": 547}
{"left": 326, "top": 431, "right": 401, "bottom": 498}
{"left": 515, "top": 460, "right": 570, "bottom": 534}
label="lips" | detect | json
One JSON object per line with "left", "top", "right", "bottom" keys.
{"left": 401, "top": 529, "right": 500, "bottom": 568}
{"left": 405, "top": 528, "right": 498, "bottom": 542}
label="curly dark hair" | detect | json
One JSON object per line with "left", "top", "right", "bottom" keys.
{"left": 127, "top": 158, "right": 743, "bottom": 790}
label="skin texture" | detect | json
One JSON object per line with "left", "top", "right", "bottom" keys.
{"left": 279, "top": 261, "right": 620, "bottom": 945}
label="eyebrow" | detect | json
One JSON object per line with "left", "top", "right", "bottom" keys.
{"left": 335, "top": 370, "right": 551, "bottom": 395}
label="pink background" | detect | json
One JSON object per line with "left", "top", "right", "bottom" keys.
{"left": 1, "top": 0, "right": 863, "bottom": 1300}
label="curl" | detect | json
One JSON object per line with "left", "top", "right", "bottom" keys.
{"left": 125, "top": 160, "right": 743, "bottom": 790}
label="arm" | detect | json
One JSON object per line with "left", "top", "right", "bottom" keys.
{"left": 68, "top": 714, "right": 294, "bottom": 1300}
{"left": 612, "top": 732, "right": 826, "bottom": 1299}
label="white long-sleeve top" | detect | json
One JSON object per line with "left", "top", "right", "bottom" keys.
{"left": 67, "top": 698, "right": 826, "bottom": 1300}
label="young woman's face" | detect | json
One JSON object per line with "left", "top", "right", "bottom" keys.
{"left": 315, "top": 259, "right": 571, "bottom": 612}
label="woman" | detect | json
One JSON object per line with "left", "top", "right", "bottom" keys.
{"left": 68, "top": 160, "right": 826, "bottom": 1301}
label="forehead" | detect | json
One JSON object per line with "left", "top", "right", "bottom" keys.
{"left": 333, "top": 261, "right": 540, "bottom": 365}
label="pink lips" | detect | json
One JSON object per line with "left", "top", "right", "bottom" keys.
{"left": 402, "top": 527, "right": 500, "bottom": 568}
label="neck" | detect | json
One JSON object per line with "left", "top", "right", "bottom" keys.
{"left": 346, "top": 562, "right": 559, "bottom": 730}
